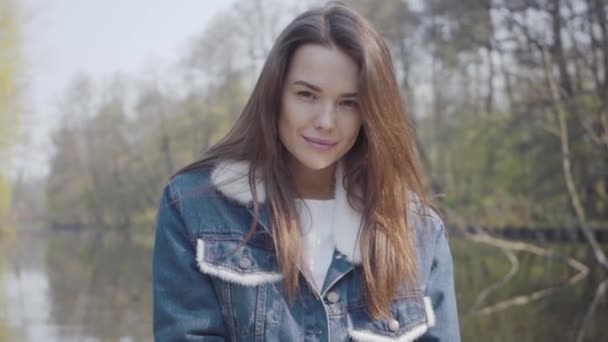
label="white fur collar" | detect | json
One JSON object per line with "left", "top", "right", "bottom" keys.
{"left": 210, "top": 160, "right": 266, "bottom": 205}
{"left": 210, "top": 160, "right": 363, "bottom": 264}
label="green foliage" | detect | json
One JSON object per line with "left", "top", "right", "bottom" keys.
{"left": 46, "top": 61, "right": 249, "bottom": 230}
{"left": 43, "top": 0, "right": 608, "bottom": 231}
{"left": 438, "top": 111, "right": 572, "bottom": 227}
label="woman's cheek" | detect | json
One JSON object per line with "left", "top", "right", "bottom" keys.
{"left": 290, "top": 101, "right": 314, "bottom": 126}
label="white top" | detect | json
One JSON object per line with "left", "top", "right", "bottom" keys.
{"left": 295, "top": 198, "right": 336, "bottom": 291}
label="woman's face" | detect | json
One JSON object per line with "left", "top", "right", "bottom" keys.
{"left": 279, "top": 44, "right": 362, "bottom": 173}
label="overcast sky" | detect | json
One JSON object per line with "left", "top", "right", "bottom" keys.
{"left": 17, "top": 0, "right": 234, "bottom": 180}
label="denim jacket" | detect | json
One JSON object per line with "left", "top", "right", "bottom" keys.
{"left": 153, "top": 161, "right": 460, "bottom": 341}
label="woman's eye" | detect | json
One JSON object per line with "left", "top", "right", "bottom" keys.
{"left": 296, "top": 91, "right": 316, "bottom": 100}
{"left": 340, "top": 99, "right": 358, "bottom": 109}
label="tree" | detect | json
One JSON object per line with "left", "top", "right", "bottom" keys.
{"left": 0, "top": 0, "right": 22, "bottom": 233}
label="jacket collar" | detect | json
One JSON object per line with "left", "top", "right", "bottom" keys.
{"left": 210, "top": 160, "right": 363, "bottom": 264}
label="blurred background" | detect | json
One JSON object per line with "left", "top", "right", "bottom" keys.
{"left": 1, "top": 0, "right": 607, "bottom": 341}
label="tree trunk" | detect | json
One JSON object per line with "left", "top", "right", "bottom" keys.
{"left": 551, "top": 0, "right": 574, "bottom": 97}
{"left": 543, "top": 48, "right": 608, "bottom": 271}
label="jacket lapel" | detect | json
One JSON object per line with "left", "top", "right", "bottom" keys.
{"left": 320, "top": 249, "right": 354, "bottom": 295}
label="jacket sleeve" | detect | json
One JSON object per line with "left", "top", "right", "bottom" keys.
{"left": 153, "top": 181, "right": 228, "bottom": 341}
{"left": 418, "top": 219, "right": 461, "bottom": 342}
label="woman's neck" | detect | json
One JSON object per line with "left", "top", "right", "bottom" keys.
{"left": 288, "top": 160, "right": 336, "bottom": 200}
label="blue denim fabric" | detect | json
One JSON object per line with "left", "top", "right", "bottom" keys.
{"left": 153, "top": 169, "right": 460, "bottom": 341}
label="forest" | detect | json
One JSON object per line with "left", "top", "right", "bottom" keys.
{"left": 37, "top": 0, "right": 608, "bottom": 245}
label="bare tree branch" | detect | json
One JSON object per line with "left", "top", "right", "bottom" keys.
{"left": 542, "top": 46, "right": 608, "bottom": 270}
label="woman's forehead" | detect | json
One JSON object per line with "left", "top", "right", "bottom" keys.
{"left": 286, "top": 44, "right": 359, "bottom": 95}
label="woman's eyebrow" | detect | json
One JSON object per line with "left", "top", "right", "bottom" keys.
{"left": 292, "top": 80, "right": 357, "bottom": 97}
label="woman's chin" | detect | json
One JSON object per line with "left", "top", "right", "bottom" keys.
{"left": 295, "top": 157, "right": 338, "bottom": 172}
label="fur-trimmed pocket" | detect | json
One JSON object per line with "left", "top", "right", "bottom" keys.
{"left": 347, "top": 293, "right": 435, "bottom": 342}
{"left": 195, "top": 237, "right": 282, "bottom": 286}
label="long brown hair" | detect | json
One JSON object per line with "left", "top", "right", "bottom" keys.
{"left": 176, "top": 2, "right": 430, "bottom": 319}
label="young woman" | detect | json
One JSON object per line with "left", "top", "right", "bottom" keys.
{"left": 153, "top": 3, "right": 460, "bottom": 341}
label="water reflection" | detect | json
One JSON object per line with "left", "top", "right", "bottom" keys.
{"left": 1, "top": 232, "right": 61, "bottom": 341}
{"left": 0, "top": 231, "right": 606, "bottom": 341}
{"left": 453, "top": 238, "right": 608, "bottom": 342}
{"left": 46, "top": 232, "right": 152, "bottom": 340}
{"left": 1, "top": 230, "right": 152, "bottom": 341}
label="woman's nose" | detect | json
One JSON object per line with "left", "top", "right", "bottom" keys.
{"left": 313, "top": 101, "right": 337, "bottom": 130}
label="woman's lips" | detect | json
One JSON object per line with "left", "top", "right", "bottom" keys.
{"left": 303, "top": 136, "right": 337, "bottom": 151}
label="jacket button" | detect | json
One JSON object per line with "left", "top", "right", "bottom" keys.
{"left": 388, "top": 319, "right": 400, "bottom": 332}
{"left": 326, "top": 291, "right": 339, "bottom": 304}
{"left": 239, "top": 256, "right": 252, "bottom": 269}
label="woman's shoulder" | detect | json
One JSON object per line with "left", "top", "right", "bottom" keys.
{"left": 165, "top": 167, "right": 215, "bottom": 204}
{"left": 407, "top": 196, "right": 448, "bottom": 256}
{"left": 167, "top": 160, "right": 252, "bottom": 204}
{"left": 159, "top": 163, "right": 256, "bottom": 236}
{"left": 406, "top": 196, "right": 454, "bottom": 290}
{"left": 166, "top": 159, "right": 265, "bottom": 215}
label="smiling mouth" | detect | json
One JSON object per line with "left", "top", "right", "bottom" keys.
{"left": 303, "top": 136, "right": 337, "bottom": 150}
